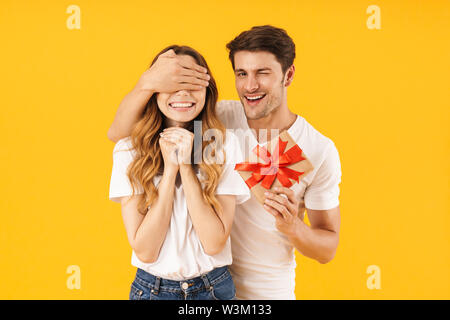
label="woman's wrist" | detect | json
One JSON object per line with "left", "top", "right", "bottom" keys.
{"left": 163, "top": 165, "right": 179, "bottom": 180}
{"left": 179, "top": 163, "right": 194, "bottom": 175}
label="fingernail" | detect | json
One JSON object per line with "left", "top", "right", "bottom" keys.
{"left": 264, "top": 192, "right": 270, "bottom": 196}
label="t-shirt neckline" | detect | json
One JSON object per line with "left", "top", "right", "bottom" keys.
{"left": 244, "top": 114, "right": 302, "bottom": 146}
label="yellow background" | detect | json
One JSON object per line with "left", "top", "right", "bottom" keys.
{"left": 1, "top": 0, "right": 449, "bottom": 299}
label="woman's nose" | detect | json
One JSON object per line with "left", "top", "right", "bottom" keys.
{"left": 173, "top": 90, "right": 193, "bottom": 97}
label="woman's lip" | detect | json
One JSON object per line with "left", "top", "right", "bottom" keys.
{"left": 168, "top": 102, "right": 196, "bottom": 112}
{"left": 168, "top": 101, "right": 196, "bottom": 104}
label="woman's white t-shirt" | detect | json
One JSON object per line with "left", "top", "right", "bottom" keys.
{"left": 109, "top": 131, "right": 250, "bottom": 281}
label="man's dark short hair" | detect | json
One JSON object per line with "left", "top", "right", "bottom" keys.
{"left": 226, "top": 25, "right": 296, "bottom": 74}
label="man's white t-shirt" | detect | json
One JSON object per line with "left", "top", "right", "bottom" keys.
{"left": 216, "top": 100, "right": 342, "bottom": 300}
{"left": 109, "top": 130, "right": 250, "bottom": 281}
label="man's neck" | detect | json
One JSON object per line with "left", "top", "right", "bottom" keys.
{"left": 247, "top": 106, "right": 297, "bottom": 143}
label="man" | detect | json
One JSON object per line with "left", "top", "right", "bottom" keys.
{"left": 108, "top": 25, "right": 341, "bottom": 300}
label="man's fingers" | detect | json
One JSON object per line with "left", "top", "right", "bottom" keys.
{"left": 179, "top": 83, "right": 205, "bottom": 91}
{"left": 180, "top": 68, "right": 211, "bottom": 82}
{"left": 264, "top": 190, "right": 296, "bottom": 213}
{"left": 263, "top": 204, "right": 279, "bottom": 217}
{"left": 272, "top": 186, "right": 297, "bottom": 205}
{"left": 265, "top": 191, "right": 289, "bottom": 206}
{"left": 178, "top": 75, "right": 209, "bottom": 87}
{"left": 264, "top": 199, "right": 291, "bottom": 220}
{"left": 263, "top": 204, "right": 287, "bottom": 228}
{"left": 178, "top": 56, "right": 208, "bottom": 74}
{"left": 160, "top": 49, "right": 176, "bottom": 57}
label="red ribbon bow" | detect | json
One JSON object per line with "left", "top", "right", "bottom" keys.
{"left": 234, "top": 137, "right": 306, "bottom": 189}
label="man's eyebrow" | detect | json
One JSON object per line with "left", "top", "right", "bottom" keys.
{"left": 234, "top": 67, "right": 272, "bottom": 73}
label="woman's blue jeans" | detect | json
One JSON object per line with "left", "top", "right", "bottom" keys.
{"left": 129, "top": 265, "right": 236, "bottom": 300}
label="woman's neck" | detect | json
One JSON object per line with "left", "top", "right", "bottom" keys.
{"left": 163, "top": 118, "right": 193, "bottom": 131}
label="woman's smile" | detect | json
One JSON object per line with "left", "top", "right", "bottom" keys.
{"left": 168, "top": 100, "right": 197, "bottom": 112}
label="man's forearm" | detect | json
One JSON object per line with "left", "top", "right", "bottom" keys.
{"left": 288, "top": 219, "right": 339, "bottom": 264}
{"left": 107, "top": 86, "right": 154, "bottom": 142}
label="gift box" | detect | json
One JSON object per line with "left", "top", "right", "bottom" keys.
{"left": 234, "top": 130, "right": 314, "bottom": 205}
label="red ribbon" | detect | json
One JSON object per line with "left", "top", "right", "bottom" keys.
{"left": 234, "top": 137, "right": 306, "bottom": 189}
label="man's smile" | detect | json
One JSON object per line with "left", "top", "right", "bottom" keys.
{"left": 244, "top": 94, "right": 266, "bottom": 106}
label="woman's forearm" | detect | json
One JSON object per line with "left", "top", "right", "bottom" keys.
{"left": 132, "top": 169, "right": 177, "bottom": 263}
{"left": 107, "top": 86, "right": 154, "bottom": 143}
{"left": 179, "top": 165, "right": 227, "bottom": 256}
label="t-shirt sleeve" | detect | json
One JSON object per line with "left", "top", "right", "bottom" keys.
{"left": 304, "top": 141, "right": 342, "bottom": 210}
{"left": 109, "top": 138, "right": 144, "bottom": 203}
{"left": 215, "top": 131, "right": 251, "bottom": 204}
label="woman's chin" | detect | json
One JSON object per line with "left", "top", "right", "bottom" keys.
{"left": 168, "top": 109, "right": 201, "bottom": 122}
{"left": 164, "top": 114, "right": 198, "bottom": 127}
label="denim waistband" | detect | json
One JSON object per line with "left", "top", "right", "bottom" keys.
{"left": 134, "top": 266, "right": 230, "bottom": 294}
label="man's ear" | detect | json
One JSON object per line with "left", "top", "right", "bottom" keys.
{"left": 284, "top": 65, "right": 295, "bottom": 87}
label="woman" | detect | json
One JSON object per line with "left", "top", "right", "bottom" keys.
{"left": 109, "top": 45, "right": 250, "bottom": 300}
